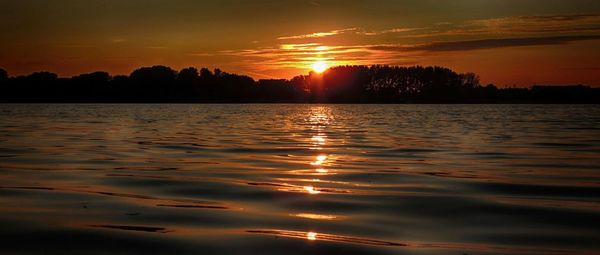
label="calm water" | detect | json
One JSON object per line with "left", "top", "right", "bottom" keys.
{"left": 0, "top": 104, "right": 599, "bottom": 254}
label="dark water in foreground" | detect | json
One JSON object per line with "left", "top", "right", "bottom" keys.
{"left": 0, "top": 104, "right": 599, "bottom": 255}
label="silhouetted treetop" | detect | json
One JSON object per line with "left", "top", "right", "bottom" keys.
{"left": 71, "top": 72, "right": 111, "bottom": 84}
{"left": 22, "top": 71, "right": 58, "bottom": 83}
{"left": 177, "top": 67, "right": 199, "bottom": 83}
{"left": 130, "top": 65, "right": 177, "bottom": 85}
{"left": 0, "top": 68, "right": 7, "bottom": 83}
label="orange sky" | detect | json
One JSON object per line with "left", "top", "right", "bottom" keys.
{"left": 1, "top": 0, "right": 599, "bottom": 87}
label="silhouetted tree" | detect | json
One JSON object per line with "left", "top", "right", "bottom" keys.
{"left": 214, "top": 68, "right": 223, "bottom": 77}
{"left": 199, "top": 68, "right": 213, "bottom": 79}
{"left": 175, "top": 67, "right": 200, "bottom": 101}
{"left": 129, "top": 65, "right": 177, "bottom": 101}
{"left": 321, "top": 65, "right": 370, "bottom": 102}
{"left": 459, "top": 72, "right": 480, "bottom": 88}
{"left": 66, "top": 71, "right": 111, "bottom": 101}
{"left": 0, "top": 71, "right": 58, "bottom": 101}
{"left": 0, "top": 68, "right": 7, "bottom": 84}
{"left": 257, "top": 79, "right": 294, "bottom": 102}
{"left": 25, "top": 71, "right": 58, "bottom": 82}
{"left": 177, "top": 67, "right": 199, "bottom": 84}
{"left": 130, "top": 66, "right": 177, "bottom": 84}
{"left": 213, "top": 71, "right": 255, "bottom": 102}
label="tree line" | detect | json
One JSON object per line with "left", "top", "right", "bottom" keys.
{"left": 0, "top": 65, "right": 597, "bottom": 103}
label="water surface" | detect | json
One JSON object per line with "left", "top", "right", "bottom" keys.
{"left": 1, "top": 104, "right": 599, "bottom": 254}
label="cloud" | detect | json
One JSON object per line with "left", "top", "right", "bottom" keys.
{"left": 370, "top": 35, "right": 600, "bottom": 52}
{"left": 405, "top": 14, "right": 600, "bottom": 38}
{"left": 360, "top": 27, "right": 424, "bottom": 36}
{"left": 278, "top": 27, "right": 425, "bottom": 39}
{"left": 277, "top": 28, "right": 357, "bottom": 40}
{"left": 61, "top": 44, "right": 94, "bottom": 48}
{"left": 111, "top": 38, "right": 126, "bottom": 43}
{"left": 145, "top": 46, "right": 168, "bottom": 50}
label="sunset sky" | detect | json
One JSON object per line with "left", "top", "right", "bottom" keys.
{"left": 1, "top": 0, "right": 599, "bottom": 86}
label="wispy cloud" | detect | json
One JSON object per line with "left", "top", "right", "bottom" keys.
{"left": 404, "top": 14, "right": 600, "bottom": 38}
{"left": 188, "top": 53, "right": 216, "bottom": 57}
{"left": 277, "top": 28, "right": 357, "bottom": 40}
{"left": 360, "top": 27, "right": 424, "bottom": 36}
{"left": 466, "top": 14, "right": 600, "bottom": 32}
{"left": 371, "top": 35, "right": 600, "bottom": 52}
{"left": 278, "top": 27, "right": 425, "bottom": 39}
{"left": 111, "top": 38, "right": 126, "bottom": 43}
{"left": 61, "top": 44, "right": 94, "bottom": 48}
{"left": 145, "top": 46, "right": 168, "bottom": 50}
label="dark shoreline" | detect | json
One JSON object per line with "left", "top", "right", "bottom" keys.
{"left": 2, "top": 65, "right": 598, "bottom": 104}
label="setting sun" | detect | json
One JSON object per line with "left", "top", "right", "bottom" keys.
{"left": 311, "top": 61, "right": 328, "bottom": 73}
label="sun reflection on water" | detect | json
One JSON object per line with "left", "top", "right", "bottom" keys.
{"left": 292, "top": 213, "right": 338, "bottom": 220}
{"left": 310, "top": 155, "right": 328, "bottom": 165}
{"left": 305, "top": 108, "right": 333, "bottom": 195}
{"left": 315, "top": 168, "right": 328, "bottom": 173}
{"left": 307, "top": 231, "right": 318, "bottom": 241}
{"left": 303, "top": 186, "right": 321, "bottom": 194}
{"left": 311, "top": 135, "right": 326, "bottom": 145}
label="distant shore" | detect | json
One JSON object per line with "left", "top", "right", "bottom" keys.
{"left": 1, "top": 65, "right": 598, "bottom": 103}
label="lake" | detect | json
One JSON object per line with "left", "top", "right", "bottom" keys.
{"left": 0, "top": 104, "right": 599, "bottom": 254}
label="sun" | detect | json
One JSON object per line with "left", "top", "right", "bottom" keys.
{"left": 311, "top": 61, "right": 328, "bottom": 73}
